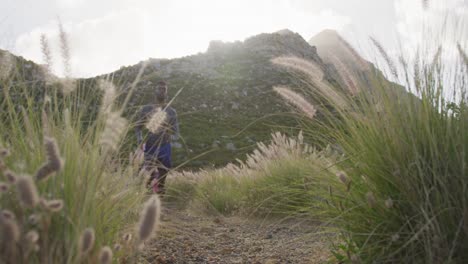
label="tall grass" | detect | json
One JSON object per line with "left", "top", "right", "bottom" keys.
{"left": 166, "top": 132, "right": 338, "bottom": 216}
{"left": 273, "top": 40, "right": 468, "bottom": 262}
{"left": 0, "top": 31, "right": 159, "bottom": 262}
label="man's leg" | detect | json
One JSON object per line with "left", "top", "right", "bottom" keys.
{"left": 156, "top": 143, "right": 172, "bottom": 194}
{"left": 143, "top": 149, "right": 159, "bottom": 188}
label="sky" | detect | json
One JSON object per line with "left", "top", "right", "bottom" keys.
{"left": 0, "top": 0, "right": 466, "bottom": 77}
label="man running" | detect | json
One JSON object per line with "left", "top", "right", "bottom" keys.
{"left": 136, "top": 81, "right": 179, "bottom": 194}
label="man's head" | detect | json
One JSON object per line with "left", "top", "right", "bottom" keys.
{"left": 155, "top": 81, "right": 168, "bottom": 103}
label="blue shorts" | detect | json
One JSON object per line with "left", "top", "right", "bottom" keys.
{"left": 144, "top": 143, "right": 172, "bottom": 170}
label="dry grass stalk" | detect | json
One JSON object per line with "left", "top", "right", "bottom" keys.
{"left": 273, "top": 86, "right": 316, "bottom": 119}
{"left": 369, "top": 37, "right": 398, "bottom": 79}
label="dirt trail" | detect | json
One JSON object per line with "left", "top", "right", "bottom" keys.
{"left": 142, "top": 204, "right": 332, "bottom": 264}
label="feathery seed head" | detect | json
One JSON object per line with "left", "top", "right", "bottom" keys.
{"left": 28, "top": 214, "right": 40, "bottom": 225}
{"left": 123, "top": 233, "right": 132, "bottom": 243}
{"left": 1, "top": 210, "right": 15, "bottom": 220}
{"left": 273, "top": 86, "right": 316, "bottom": 119}
{"left": 138, "top": 195, "right": 161, "bottom": 243}
{"left": 145, "top": 109, "right": 167, "bottom": 134}
{"left": 0, "top": 148, "right": 9, "bottom": 158}
{"left": 99, "top": 80, "right": 117, "bottom": 114}
{"left": 366, "top": 192, "right": 376, "bottom": 208}
{"left": 98, "top": 246, "right": 113, "bottom": 264}
{"left": 40, "top": 34, "right": 53, "bottom": 73}
{"left": 370, "top": 37, "right": 398, "bottom": 79}
{"left": 336, "top": 171, "right": 348, "bottom": 185}
{"left": 114, "top": 243, "right": 121, "bottom": 251}
{"left": 385, "top": 198, "right": 394, "bottom": 208}
{"left": 0, "top": 217, "right": 20, "bottom": 243}
{"left": 45, "top": 199, "right": 64, "bottom": 212}
{"left": 0, "top": 51, "right": 14, "bottom": 80}
{"left": 0, "top": 182, "right": 9, "bottom": 192}
{"left": 4, "top": 170, "right": 17, "bottom": 183}
{"left": 78, "top": 228, "right": 95, "bottom": 256}
{"left": 60, "top": 78, "right": 77, "bottom": 95}
{"left": 26, "top": 230, "right": 39, "bottom": 243}
{"left": 100, "top": 112, "right": 128, "bottom": 151}
{"left": 272, "top": 56, "right": 348, "bottom": 109}
{"left": 350, "top": 254, "right": 361, "bottom": 264}
{"left": 36, "top": 137, "right": 63, "bottom": 181}
{"left": 16, "top": 175, "right": 39, "bottom": 208}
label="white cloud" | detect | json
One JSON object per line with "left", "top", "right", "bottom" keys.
{"left": 13, "top": 0, "right": 351, "bottom": 77}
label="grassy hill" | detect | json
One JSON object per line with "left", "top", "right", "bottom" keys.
{"left": 2, "top": 29, "right": 397, "bottom": 168}
{"left": 101, "top": 29, "right": 343, "bottom": 168}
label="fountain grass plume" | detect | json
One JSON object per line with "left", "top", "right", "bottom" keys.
{"left": 78, "top": 228, "right": 95, "bottom": 256}
{"left": 145, "top": 108, "right": 167, "bottom": 134}
{"left": 272, "top": 56, "right": 349, "bottom": 109}
{"left": 1, "top": 210, "right": 15, "bottom": 220}
{"left": 0, "top": 182, "right": 8, "bottom": 192}
{"left": 25, "top": 230, "right": 39, "bottom": 244}
{"left": 137, "top": 195, "right": 161, "bottom": 244}
{"left": 98, "top": 246, "right": 113, "bottom": 264}
{"left": 36, "top": 137, "right": 63, "bottom": 181}
{"left": 273, "top": 86, "right": 316, "bottom": 119}
{"left": 0, "top": 216, "right": 20, "bottom": 244}
{"left": 16, "top": 175, "right": 39, "bottom": 208}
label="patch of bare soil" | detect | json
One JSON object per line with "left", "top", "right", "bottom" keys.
{"left": 142, "top": 205, "right": 333, "bottom": 264}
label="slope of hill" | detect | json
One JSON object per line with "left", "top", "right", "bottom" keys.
{"left": 103, "top": 29, "right": 343, "bottom": 167}
{"left": 2, "top": 29, "right": 392, "bottom": 168}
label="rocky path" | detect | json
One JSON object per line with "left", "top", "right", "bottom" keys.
{"left": 142, "top": 205, "right": 333, "bottom": 264}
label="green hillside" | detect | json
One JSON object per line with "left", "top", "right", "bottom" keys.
{"left": 101, "top": 29, "right": 341, "bottom": 168}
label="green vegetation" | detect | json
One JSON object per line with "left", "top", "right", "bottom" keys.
{"left": 165, "top": 132, "right": 337, "bottom": 216}
{"left": 0, "top": 50, "right": 158, "bottom": 262}
{"left": 165, "top": 42, "right": 468, "bottom": 262}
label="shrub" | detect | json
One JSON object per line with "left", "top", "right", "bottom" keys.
{"left": 272, "top": 41, "right": 468, "bottom": 262}
{"left": 0, "top": 46, "right": 158, "bottom": 262}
